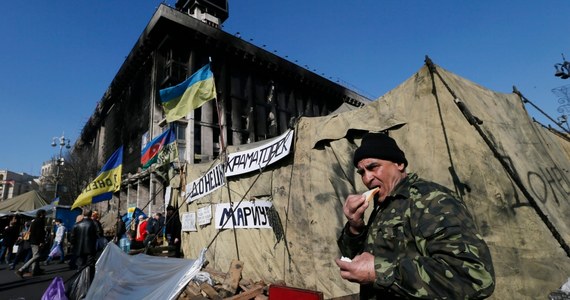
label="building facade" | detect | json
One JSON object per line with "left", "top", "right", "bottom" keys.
{"left": 76, "top": 1, "right": 370, "bottom": 215}
{"left": 0, "top": 170, "right": 38, "bottom": 201}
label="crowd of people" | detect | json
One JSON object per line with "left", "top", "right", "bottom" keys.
{"left": 0, "top": 205, "right": 183, "bottom": 280}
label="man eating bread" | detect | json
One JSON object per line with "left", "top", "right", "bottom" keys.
{"left": 336, "top": 132, "right": 495, "bottom": 299}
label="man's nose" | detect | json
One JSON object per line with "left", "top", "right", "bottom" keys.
{"left": 362, "top": 170, "right": 374, "bottom": 185}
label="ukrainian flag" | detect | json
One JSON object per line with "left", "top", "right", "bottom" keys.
{"left": 71, "top": 146, "right": 123, "bottom": 210}
{"left": 159, "top": 63, "right": 217, "bottom": 123}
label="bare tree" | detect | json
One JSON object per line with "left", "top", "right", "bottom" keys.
{"left": 57, "top": 146, "right": 99, "bottom": 206}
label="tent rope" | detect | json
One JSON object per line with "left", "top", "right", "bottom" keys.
{"left": 281, "top": 123, "right": 299, "bottom": 276}
{"left": 425, "top": 55, "right": 570, "bottom": 258}
{"left": 213, "top": 91, "right": 241, "bottom": 261}
{"left": 424, "top": 57, "right": 466, "bottom": 201}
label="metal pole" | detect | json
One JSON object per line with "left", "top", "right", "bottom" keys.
{"left": 51, "top": 133, "right": 70, "bottom": 200}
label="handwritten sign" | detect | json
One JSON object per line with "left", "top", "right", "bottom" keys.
{"left": 225, "top": 129, "right": 293, "bottom": 177}
{"left": 181, "top": 212, "right": 197, "bottom": 232}
{"left": 182, "top": 129, "right": 294, "bottom": 203}
{"left": 185, "top": 163, "right": 226, "bottom": 203}
{"left": 197, "top": 206, "right": 212, "bottom": 226}
{"left": 215, "top": 200, "right": 273, "bottom": 229}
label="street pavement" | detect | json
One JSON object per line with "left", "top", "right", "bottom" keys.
{"left": 0, "top": 261, "right": 78, "bottom": 300}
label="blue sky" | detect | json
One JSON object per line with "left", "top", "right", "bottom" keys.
{"left": 1, "top": 1, "right": 568, "bottom": 175}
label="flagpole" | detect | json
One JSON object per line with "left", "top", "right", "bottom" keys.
{"left": 209, "top": 58, "right": 240, "bottom": 260}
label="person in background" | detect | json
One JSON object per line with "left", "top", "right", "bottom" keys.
{"left": 91, "top": 211, "right": 104, "bottom": 237}
{"left": 44, "top": 219, "right": 66, "bottom": 265}
{"left": 91, "top": 210, "right": 107, "bottom": 251}
{"left": 0, "top": 219, "right": 19, "bottom": 265}
{"left": 335, "top": 132, "right": 495, "bottom": 299}
{"left": 9, "top": 221, "right": 32, "bottom": 271}
{"left": 134, "top": 215, "right": 148, "bottom": 249}
{"left": 113, "top": 215, "right": 126, "bottom": 245}
{"left": 165, "top": 205, "right": 182, "bottom": 258}
{"left": 70, "top": 210, "right": 98, "bottom": 280}
{"left": 15, "top": 209, "right": 46, "bottom": 278}
{"left": 68, "top": 214, "right": 85, "bottom": 270}
{"left": 144, "top": 212, "right": 162, "bottom": 247}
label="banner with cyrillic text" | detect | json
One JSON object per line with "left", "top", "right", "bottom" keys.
{"left": 225, "top": 129, "right": 294, "bottom": 177}
{"left": 184, "top": 163, "right": 226, "bottom": 204}
{"left": 215, "top": 201, "right": 273, "bottom": 229}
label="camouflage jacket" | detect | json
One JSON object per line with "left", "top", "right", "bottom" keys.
{"left": 338, "top": 173, "right": 495, "bottom": 299}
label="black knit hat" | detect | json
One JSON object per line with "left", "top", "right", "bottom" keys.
{"left": 353, "top": 133, "right": 408, "bottom": 167}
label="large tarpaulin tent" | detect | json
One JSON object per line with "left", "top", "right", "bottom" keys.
{"left": 0, "top": 190, "right": 49, "bottom": 216}
{"left": 172, "top": 59, "right": 570, "bottom": 299}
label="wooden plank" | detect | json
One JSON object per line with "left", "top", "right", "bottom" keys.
{"left": 222, "top": 259, "right": 244, "bottom": 295}
{"left": 200, "top": 282, "right": 223, "bottom": 300}
{"left": 223, "top": 285, "right": 264, "bottom": 300}
{"left": 184, "top": 282, "right": 202, "bottom": 296}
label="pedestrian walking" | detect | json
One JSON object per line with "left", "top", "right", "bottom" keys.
{"left": 15, "top": 209, "right": 47, "bottom": 278}
{"left": 44, "top": 219, "right": 66, "bottom": 265}
{"left": 69, "top": 210, "right": 98, "bottom": 280}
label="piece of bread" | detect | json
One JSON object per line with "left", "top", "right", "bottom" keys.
{"left": 363, "top": 187, "right": 380, "bottom": 202}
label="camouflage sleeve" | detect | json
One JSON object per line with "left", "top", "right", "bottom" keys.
{"left": 337, "top": 222, "right": 367, "bottom": 258}
{"left": 375, "top": 192, "right": 495, "bottom": 299}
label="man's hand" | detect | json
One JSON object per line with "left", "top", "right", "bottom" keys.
{"left": 343, "top": 194, "right": 370, "bottom": 235}
{"left": 335, "top": 252, "right": 376, "bottom": 284}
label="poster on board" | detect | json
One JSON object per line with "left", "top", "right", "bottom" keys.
{"left": 197, "top": 205, "right": 212, "bottom": 226}
{"left": 181, "top": 212, "right": 197, "bottom": 232}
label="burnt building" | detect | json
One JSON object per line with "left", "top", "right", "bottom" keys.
{"left": 76, "top": 1, "right": 370, "bottom": 214}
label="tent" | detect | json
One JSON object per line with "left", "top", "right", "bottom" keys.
{"left": 168, "top": 59, "right": 570, "bottom": 299}
{"left": 85, "top": 243, "right": 205, "bottom": 299}
{"left": 0, "top": 190, "right": 49, "bottom": 216}
{"left": 54, "top": 205, "right": 82, "bottom": 229}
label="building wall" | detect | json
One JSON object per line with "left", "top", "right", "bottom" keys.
{"left": 0, "top": 170, "right": 38, "bottom": 201}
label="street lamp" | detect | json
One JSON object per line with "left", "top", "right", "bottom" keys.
{"left": 51, "top": 133, "right": 71, "bottom": 200}
{"left": 554, "top": 54, "right": 570, "bottom": 79}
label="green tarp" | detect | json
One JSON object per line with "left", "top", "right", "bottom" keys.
{"left": 0, "top": 190, "right": 48, "bottom": 215}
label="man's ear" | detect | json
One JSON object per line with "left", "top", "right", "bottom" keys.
{"left": 396, "top": 162, "right": 406, "bottom": 171}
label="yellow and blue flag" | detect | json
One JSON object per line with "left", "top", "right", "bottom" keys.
{"left": 71, "top": 146, "right": 123, "bottom": 210}
{"left": 50, "top": 197, "right": 60, "bottom": 206}
{"left": 159, "top": 63, "right": 216, "bottom": 123}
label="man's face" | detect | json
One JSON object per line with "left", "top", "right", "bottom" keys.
{"left": 356, "top": 158, "right": 406, "bottom": 201}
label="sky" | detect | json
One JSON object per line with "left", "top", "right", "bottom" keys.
{"left": 1, "top": 1, "right": 569, "bottom": 176}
